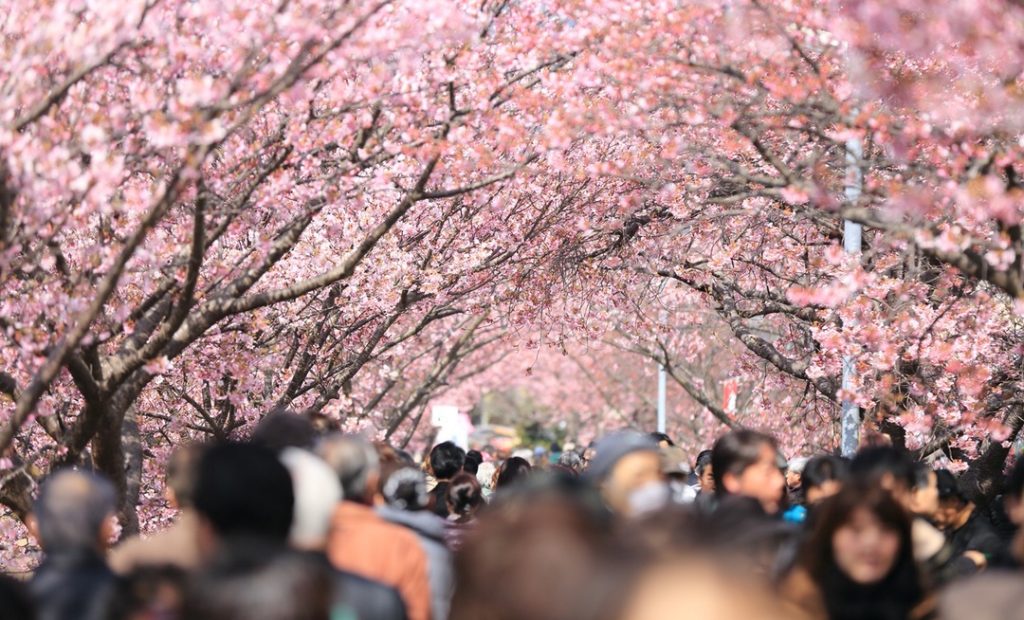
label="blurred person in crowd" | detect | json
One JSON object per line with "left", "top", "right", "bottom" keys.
{"left": 378, "top": 462, "right": 452, "bottom": 620}
{"left": 476, "top": 461, "right": 497, "bottom": 499}
{"left": 449, "top": 476, "right": 613, "bottom": 620}
{"left": 109, "top": 566, "right": 186, "bottom": 620}
{"left": 281, "top": 447, "right": 408, "bottom": 620}
{"left": 427, "top": 442, "right": 466, "bottom": 518}
{"left": 183, "top": 545, "right": 333, "bottom": 620}
{"left": 583, "top": 431, "right": 665, "bottom": 517}
{"left": 906, "top": 463, "right": 939, "bottom": 520}
{"left": 933, "top": 469, "right": 1006, "bottom": 570}
{"left": 557, "top": 450, "right": 585, "bottom": 476}
{"left": 462, "top": 450, "right": 483, "bottom": 475}
{"left": 0, "top": 572, "right": 36, "bottom": 620}
{"left": 694, "top": 449, "right": 715, "bottom": 495}
{"left": 320, "top": 435, "right": 432, "bottom": 620}
{"left": 712, "top": 430, "right": 786, "bottom": 515}
{"left": 849, "top": 446, "right": 959, "bottom": 581}
{"left": 614, "top": 555, "right": 795, "bottom": 620}
{"left": 802, "top": 456, "right": 849, "bottom": 506}
{"left": 649, "top": 432, "right": 674, "bottom": 448}
{"left": 786, "top": 456, "right": 809, "bottom": 504}
{"left": 248, "top": 408, "right": 316, "bottom": 454}
{"left": 192, "top": 442, "right": 294, "bottom": 556}
{"left": 28, "top": 469, "right": 121, "bottom": 620}
{"left": 109, "top": 445, "right": 203, "bottom": 574}
{"left": 495, "top": 456, "right": 532, "bottom": 491}
{"left": 661, "top": 446, "right": 697, "bottom": 504}
{"left": 445, "top": 473, "right": 485, "bottom": 550}
{"left": 780, "top": 482, "right": 931, "bottom": 620}
{"left": 1003, "top": 456, "right": 1024, "bottom": 562}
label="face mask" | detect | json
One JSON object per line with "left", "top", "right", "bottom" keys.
{"left": 628, "top": 481, "right": 671, "bottom": 516}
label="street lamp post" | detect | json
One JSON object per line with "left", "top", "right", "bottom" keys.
{"left": 840, "top": 138, "right": 863, "bottom": 457}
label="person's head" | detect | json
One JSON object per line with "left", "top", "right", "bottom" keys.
{"left": 248, "top": 409, "right": 316, "bottom": 454}
{"left": 694, "top": 449, "right": 714, "bottom": 493}
{"left": 450, "top": 475, "right": 612, "bottom": 620}
{"left": 193, "top": 442, "right": 294, "bottom": 551}
{"left": 849, "top": 445, "right": 917, "bottom": 507}
{"left": 164, "top": 444, "right": 202, "bottom": 510}
{"left": 430, "top": 441, "right": 466, "bottom": 481}
{"left": 933, "top": 469, "right": 971, "bottom": 528}
{"left": 317, "top": 434, "right": 380, "bottom": 504}
{"left": 802, "top": 455, "right": 849, "bottom": 505}
{"left": 32, "top": 469, "right": 117, "bottom": 555}
{"left": 496, "top": 456, "right": 532, "bottom": 490}
{"left": 557, "top": 450, "right": 584, "bottom": 474}
{"left": 381, "top": 466, "right": 429, "bottom": 511}
{"left": 448, "top": 472, "right": 485, "bottom": 518}
{"left": 649, "top": 432, "right": 674, "bottom": 448}
{"left": 463, "top": 450, "right": 483, "bottom": 475}
{"left": 711, "top": 430, "right": 784, "bottom": 514}
{"left": 584, "top": 431, "right": 664, "bottom": 516}
{"left": 800, "top": 482, "right": 921, "bottom": 615}
{"left": 786, "top": 456, "right": 809, "bottom": 490}
{"left": 183, "top": 546, "right": 332, "bottom": 620}
{"left": 907, "top": 463, "right": 939, "bottom": 519}
{"left": 278, "top": 448, "right": 342, "bottom": 550}
{"left": 659, "top": 446, "right": 691, "bottom": 482}
{"left": 1004, "top": 457, "right": 1024, "bottom": 527}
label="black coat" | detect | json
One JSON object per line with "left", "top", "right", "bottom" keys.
{"left": 29, "top": 550, "right": 120, "bottom": 620}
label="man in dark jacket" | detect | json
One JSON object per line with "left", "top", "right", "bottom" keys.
{"left": 29, "top": 469, "right": 121, "bottom": 620}
{"left": 934, "top": 469, "right": 1010, "bottom": 571}
{"left": 427, "top": 442, "right": 465, "bottom": 518}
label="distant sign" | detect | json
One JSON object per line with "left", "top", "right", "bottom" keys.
{"left": 431, "top": 405, "right": 459, "bottom": 428}
{"left": 722, "top": 378, "right": 739, "bottom": 415}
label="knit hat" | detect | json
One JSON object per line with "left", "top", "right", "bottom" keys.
{"left": 583, "top": 431, "right": 659, "bottom": 482}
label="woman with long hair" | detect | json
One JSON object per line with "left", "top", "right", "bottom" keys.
{"left": 779, "top": 482, "right": 932, "bottom": 620}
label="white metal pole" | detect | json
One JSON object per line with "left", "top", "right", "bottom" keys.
{"left": 657, "top": 365, "right": 667, "bottom": 434}
{"left": 841, "top": 138, "right": 863, "bottom": 457}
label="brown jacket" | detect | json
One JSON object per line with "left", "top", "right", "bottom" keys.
{"left": 107, "top": 510, "right": 202, "bottom": 574}
{"left": 327, "top": 502, "right": 432, "bottom": 620}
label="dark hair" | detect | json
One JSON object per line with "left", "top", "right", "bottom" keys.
{"left": 802, "top": 455, "right": 849, "bottom": 491}
{"left": 935, "top": 469, "right": 968, "bottom": 505}
{"left": 165, "top": 444, "right": 203, "bottom": 509}
{"left": 448, "top": 473, "right": 485, "bottom": 517}
{"left": 911, "top": 462, "right": 933, "bottom": 491}
{"left": 0, "top": 574, "right": 35, "bottom": 620}
{"left": 193, "top": 443, "right": 294, "bottom": 542}
{"left": 430, "top": 442, "right": 466, "bottom": 480}
{"left": 248, "top": 409, "right": 315, "bottom": 454}
{"left": 694, "top": 449, "right": 713, "bottom": 475}
{"left": 798, "top": 482, "right": 923, "bottom": 620}
{"left": 649, "top": 432, "right": 674, "bottom": 447}
{"left": 496, "top": 457, "right": 532, "bottom": 489}
{"left": 463, "top": 450, "right": 483, "bottom": 475}
{"left": 183, "top": 545, "right": 331, "bottom": 620}
{"left": 849, "top": 446, "right": 916, "bottom": 491}
{"left": 381, "top": 465, "right": 428, "bottom": 511}
{"left": 711, "top": 430, "right": 777, "bottom": 496}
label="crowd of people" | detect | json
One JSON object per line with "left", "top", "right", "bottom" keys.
{"left": 4, "top": 412, "right": 1024, "bottom": 620}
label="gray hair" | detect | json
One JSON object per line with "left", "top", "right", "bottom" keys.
{"left": 316, "top": 434, "right": 379, "bottom": 501}
{"left": 279, "top": 448, "right": 342, "bottom": 549}
{"left": 558, "top": 451, "right": 584, "bottom": 473}
{"left": 34, "top": 469, "right": 117, "bottom": 552}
